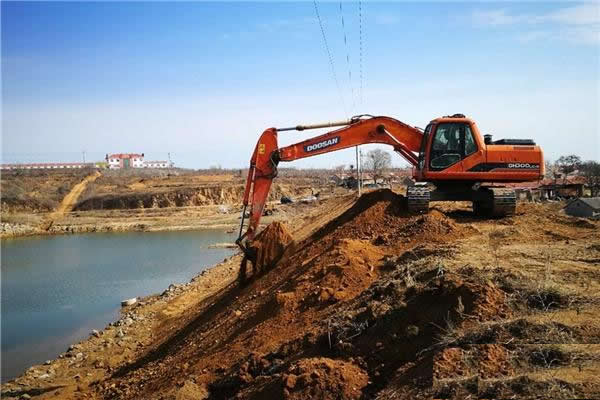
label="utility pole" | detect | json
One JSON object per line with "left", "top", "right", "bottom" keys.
{"left": 355, "top": 146, "right": 360, "bottom": 196}
{"left": 359, "top": 148, "right": 363, "bottom": 192}
{"left": 82, "top": 150, "right": 86, "bottom": 163}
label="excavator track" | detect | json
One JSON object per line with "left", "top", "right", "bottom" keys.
{"left": 407, "top": 186, "right": 430, "bottom": 214}
{"left": 490, "top": 188, "right": 517, "bottom": 217}
{"left": 473, "top": 188, "right": 516, "bottom": 217}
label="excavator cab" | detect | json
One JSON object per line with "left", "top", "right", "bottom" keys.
{"left": 408, "top": 115, "right": 543, "bottom": 215}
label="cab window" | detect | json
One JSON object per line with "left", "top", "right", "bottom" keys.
{"left": 418, "top": 124, "right": 432, "bottom": 171}
{"left": 429, "top": 123, "right": 478, "bottom": 170}
{"left": 464, "top": 126, "right": 477, "bottom": 156}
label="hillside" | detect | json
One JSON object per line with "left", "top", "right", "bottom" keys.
{"left": 0, "top": 170, "right": 337, "bottom": 237}
{"left": 2, "top": 189, "right": 599, "bottom": 399}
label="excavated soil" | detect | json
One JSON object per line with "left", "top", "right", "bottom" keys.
{"left": 4, "top": 189, "right": 600, "bottom": 400}
{"left": 281, "top": 358, "right": 369, "bottom": 400}
{"left": 240, "top": 222, "right": 294, "bottom": 282}
{"left": 95, "top": 189, "right": 481, "bottom": 399}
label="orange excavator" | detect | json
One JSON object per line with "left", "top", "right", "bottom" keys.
{"left": 236, "top": 114, "right": 544, "bottom": 254}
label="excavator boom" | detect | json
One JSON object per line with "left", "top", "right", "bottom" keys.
{"left": 237, "top": 116, "right": 423, "bottom": 249}
{"left": 237, "top": 113, "right": 544, "bottom": 269}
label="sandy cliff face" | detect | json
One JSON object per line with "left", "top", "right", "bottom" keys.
{"left": 73, "top": 184, "right": 315, "bottom": 211}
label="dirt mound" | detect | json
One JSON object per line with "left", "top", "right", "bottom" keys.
{"left": 434, "top": 348, "right": 466, "bottom": 379}
{"left": 392, "top": 210, "right": 459, "bottom": 241}
{"left": 477, "top": 344, "right": 513, "bottom": 378}
{"left": 271, "top": 238, "right": 385, "bottom": 314}
{"left": 309, "top": 189, "right": 466, "bottom": 249}
{"left": 321, "top": 273, "right": 511, "bottom": 391}
{"left": 282, "top": 358, "right": 368, "bottom": 400}
{"left": 251, "top": 222, "right": 293, "bottom": 270}
{"left": 241, "top": 222, "right": 294, "bottom": 281}
{"left": 84, "top": 190, "right": 491, "bottom": 400}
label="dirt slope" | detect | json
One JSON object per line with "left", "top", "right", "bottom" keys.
{"left": 54, "top": 171, "right": 102, "bottom": 215}
{"left": 39, "top": 171, "right": 101, "bottom": 230}
{"left": 3, "top": 190, "right": 599, "bottom": 400}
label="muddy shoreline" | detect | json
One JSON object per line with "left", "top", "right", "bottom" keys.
{"left": 0, "top": 220, "right": 240, "bottom": 240}
{"left": 0, "top": 251, "right": 244, "bottom": 398}
{"left": 0, "top": 194, "right": 355, "bottom": 399}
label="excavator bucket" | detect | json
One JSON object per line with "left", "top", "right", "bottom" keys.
{"left": 239, "top": 222, "right": 294, "bottom": 284}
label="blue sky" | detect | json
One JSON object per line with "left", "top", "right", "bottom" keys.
{"left": 2, "top": 1, "right": 599, "bottom": 168}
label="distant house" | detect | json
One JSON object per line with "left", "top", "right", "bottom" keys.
{"left": 541, "top": 176, "right": 586, "bottom": 199}
{"left": 505, "top": 181, "right": 544, "bottom": 201}
{"left": 329, "top": 174, "right": 359, "bottom": 189}
{"left": 106, "top": 154, "right": 173, "bottom": 169}
{"left": 329, "top": 174, "right": 346, "bottom": 186}
{"left": 343, "top": 176, "right": 358, "bottom": 189}
{"left": 106, "top": 153, "right": 145, "bottom": 169}
{"left": 564, "top": 198, "right": 600, "bottom": 218}
{"left": 143, "top": 160, "right": 170, "bottom": 169}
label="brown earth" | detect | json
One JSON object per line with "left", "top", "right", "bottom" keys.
{"left": 39, "top": 171, "right": 102, "bottom": 231}
{"left": 240, "top": 222, "right": 294, "bottom": 282}
{"left": 2, "top": 189, "right": 599, "bottom": 400}
{"left": 1, "top": 170, "right": 340, "bottom": 237}
{"left": 1, "top": 169, "right": 93, "bottom": 213}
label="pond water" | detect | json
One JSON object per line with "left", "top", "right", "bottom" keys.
{"left": 1, "top": 229, "right": 237, "bottom": 381}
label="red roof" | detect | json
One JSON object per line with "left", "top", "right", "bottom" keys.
{"left": 540, "top": 176, "right": 586, "bottom": 186}
{"left": 503, "top": 175, "right": 586, "bottom": 189}
{"left": 108, "top": 153, "right": 143, "bottom": 159}
{"left": 504, "top": 181, "right": 543, "bottom": 189}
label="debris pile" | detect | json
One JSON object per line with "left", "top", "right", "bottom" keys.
{"left": 281, "top": 358, "right": 368, "bottom": 400}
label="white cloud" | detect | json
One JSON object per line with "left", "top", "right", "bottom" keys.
{"left": 544, "top": 3, "right": 600, "bottom": 26}
{"left": 562, "top": 25, "right": 600, "bottom": 44}
{"left": 472, "top": 4, "right": 599, "bottom": 26}
{"left": 374, "top": 14, "right": 400, "bottom": 26}
{"left": 517, "top": 30, "right": 551, "bottom": 43}
{"left": 471, "top": 3, "right": 600, "bottom": 44}
{"left": 471, "top": 9, "right": 525, "bottom": 26}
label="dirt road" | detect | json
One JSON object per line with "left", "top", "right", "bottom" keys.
{"left": 40, "top": 171, "right": 101, "bottom": 230}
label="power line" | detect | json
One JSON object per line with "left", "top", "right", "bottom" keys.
{"left": 358, "top": 0, "right": 364, "bottom": 108}
{"left": 339, "top": 1, "right": 355, "bottom": 112}
{"left": 313, "top": 0, "right": 348, "bottom": 117}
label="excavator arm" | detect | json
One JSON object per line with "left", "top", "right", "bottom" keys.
{"left": 236, "top": 115, "right": 423, "bottom": 253}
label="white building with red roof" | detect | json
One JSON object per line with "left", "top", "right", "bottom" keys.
{"left": 106, "top": 153, "right": 145, "bottom": 169}
{"left": 105, "top": 153, "right": 173, "bottom": 169}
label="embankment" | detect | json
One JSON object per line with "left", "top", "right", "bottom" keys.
{"left": 73, "top": 183, "right": 315, "bottom": 211}
{"left": 3, "top": 191, "right": 598, "bottom": 399}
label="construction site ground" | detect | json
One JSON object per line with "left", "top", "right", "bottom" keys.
{"left": 2, "top": 189, "right": 599, "bottom": 399}
{"left": 1, "top": 170, "right": 330, "bottom": 237}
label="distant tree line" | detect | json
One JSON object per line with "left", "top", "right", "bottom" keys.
{"left": 546, "top": 154, "right": 600, "bottom": 197}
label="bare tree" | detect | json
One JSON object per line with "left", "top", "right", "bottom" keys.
{"left": 556, "top": 155, "right": 582, "bottom": 177}
{"left": 364, "top": 149, "right": 391, "bottom": 184}
{"left": 581, "top": 160, "right": 600, "bottom": 197}
{"left": 544, "top": 160, "right": 558, "bottom": 179}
